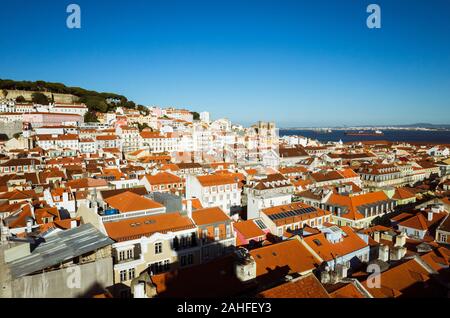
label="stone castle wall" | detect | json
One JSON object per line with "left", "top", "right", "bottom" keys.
{"left": 2, "top": 90, "right": 79, "bottom": 104}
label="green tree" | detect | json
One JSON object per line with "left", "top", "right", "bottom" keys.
{"left": 137, "top": 104, "right": 149, "bottom": 115}
{"left": 191, "top": 111, "right": 200, "bottom": 120}
{"left": 0, "top": 78, "right": 139, "bottom": 114}
{"left": 124, "top": 101, "right": 136, "bottom": 109}
{"left": 16, "top": 95, "right": 26, "bottom": 103}
{"left": 137, "top": 123, "right": 151, "bottom": 132}
{"left": 31, "top": 92, "right": 49, "bottom": 105}
{"left": 84, "top": 111, "right": 99, "bottom": 123}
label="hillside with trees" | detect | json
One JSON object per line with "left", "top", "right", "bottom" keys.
{"left": 0, "top": 79, "right": 149, "bottom": 115}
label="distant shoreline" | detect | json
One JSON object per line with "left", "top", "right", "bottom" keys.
{"left": 279, "top": 129, "right": 450, "bottom": 144}
{"left": 280, "top": 127, "right": 450, "bottom": 132}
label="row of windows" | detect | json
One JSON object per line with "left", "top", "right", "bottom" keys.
{"left": 118, "top": 248, "right": 134, "bottom": 261}
{"left": 152, "top": 183, "right": 183, "bottom": 191}
{"left": 119, "top": 268, "right": 135, "bottom": 282}
{"left": 180, "top": 254, "right": 194, "bottom": 267}
{"left": 1, "top": 165, "right": 33, "bottom": 173}
{"left": 204, "top": 193, "right": 238, "bottom": 202}
{"left": 278, "top": 217, "right": 329, "bottom": 235}
{"left": 204, "top": 184, "right": 237, "bottom": 193}
{"left": 150, "top": 260, "right": 170, "bottom": 274}
{"left": 201, "top": 224, "right": 232, "bottom": 241}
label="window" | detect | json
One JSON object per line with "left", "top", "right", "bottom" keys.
{"left": 201, "top": 228, "right": 209, "bottom": 241}
{"left": 126, "top": 249, "right": 133, "bottom": 259}
{"left": 180, "top": 236, "right": 188, "bottom": 247}
{"left": 120, "top": 270, "right": 127, "bottom": 282}
{"left": 164, "top": 260, "right": 170, "bottom": 270}
{"left": 180, "top": 255, "right": 187, "bottom": 267}
{"left": 119, "top": 250, "right": 126, "bottom": 261}
{"left": 214, "top": 227, "right": 220, "bottom": 239}
{"left": 226, "top": 224, "right": 231, "bottom": 238}
{"left": 155, "top": 242, "right": 162, "bottom": 254}
{"left": 128, "top": 268, "right": 135, "bottom": 280}
{"left": 187, "top": 254, "right": 194, "bottom": 265}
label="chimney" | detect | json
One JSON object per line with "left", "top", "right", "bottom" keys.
{"left": 187, "top": 199, "right": 193, "bottom": 219}
{"left": 26, "top": 218, "right": 33, "bottom": 233}
{"left": 234, "top": 248, "right": 257, "bottom": 283}
{"left": 427, "top": 211, "right": 433, "bottom": 222}
{"left": 373, "top": 231, "right": 380, "bottom": 243}
{"left": 378, "top": 244, "right": 389, "bottom": 262}
{"left": 394, "top": 233, "right": 406, "bottom": 247}
{"left": 390, "top": 246, "right": 407, "bottom": 261}
{"left": 320, "top": 268, "right": 331, "bottom": 284}
{"left": 70, "top": 220, "right": 77, "bottom": 229}
{"left": 335, "top": 263, "right": 348, "bottom": 280}
{"left": 431, "top": 204, "right": 443, "bottom": 213}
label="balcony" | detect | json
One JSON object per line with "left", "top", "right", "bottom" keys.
{"left": 172, "top": 234, "right": 198, "bottom": 251}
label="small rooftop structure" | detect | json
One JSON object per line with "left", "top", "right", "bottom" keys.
{"left": 6, "top": 223, "right": 113, "bottom": 278}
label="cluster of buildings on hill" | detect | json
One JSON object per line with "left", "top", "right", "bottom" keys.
{"left": 0, "top": 99, "right": 450, "bottom": 298}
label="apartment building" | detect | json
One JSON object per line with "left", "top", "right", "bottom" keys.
{"left": 186, "top": 174, "right": 241, "bottom": 215}
{"left": 260, "top": 201, "right": 332, "bottom": 237}
{"left": 104, "top": 212, "right": 199, "bottom": 298}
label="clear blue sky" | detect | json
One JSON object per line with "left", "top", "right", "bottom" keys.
{"left": 1, "top": 0, "right": 449, "bottom": 127}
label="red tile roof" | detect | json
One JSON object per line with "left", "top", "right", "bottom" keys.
{"left": 191, "top": 207, "right": 230, "bottom": 225}
{"left": 233, "top": 220, "right": 266, "bottom": 239}
{"left": 104, "top": 212, "right": 195, "bottom": 242}
{"left": 258, "top": 273, "right": 330, "bottom": 298}
{"left": 104, "top": 191, "right": 163, "bottom": 213}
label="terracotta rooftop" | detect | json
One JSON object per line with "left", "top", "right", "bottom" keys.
{"left": 104, "top": 191, "right": 164, "bottom": 213}
{"left": 257, "top": 273, "right": 330, "bottom": 298}
{"left": 196, "top": 174, "right": 239, "bottom": 187}
{"left": 233, "top": 219, "right": 266, "bottom": 239}
{"left": 104, "top": 212, "right": 195, "bottom": 242}
{"left": 302, "top": 226, "right": 368, "bottom": 262}
{"left": 191, "top": 207, "right": 230, "bottom": 226}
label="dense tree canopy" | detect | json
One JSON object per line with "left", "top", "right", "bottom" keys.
{"left": 137, "top": 123, "right": 152, "bottom": 132}
{"left": 84, "top": 111, "right": 99, "bottom": 123}
{"left": 0, "top": 78, "right": 143, "bottom": 113}
{"left": 191, "top": 111, "right": 200, "bottom": 120}
{"left": 31, "top": 92, "right": 50, "bottom": 105}
{"left": 15, "top": 95, "right": 26, "bottom": 103}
